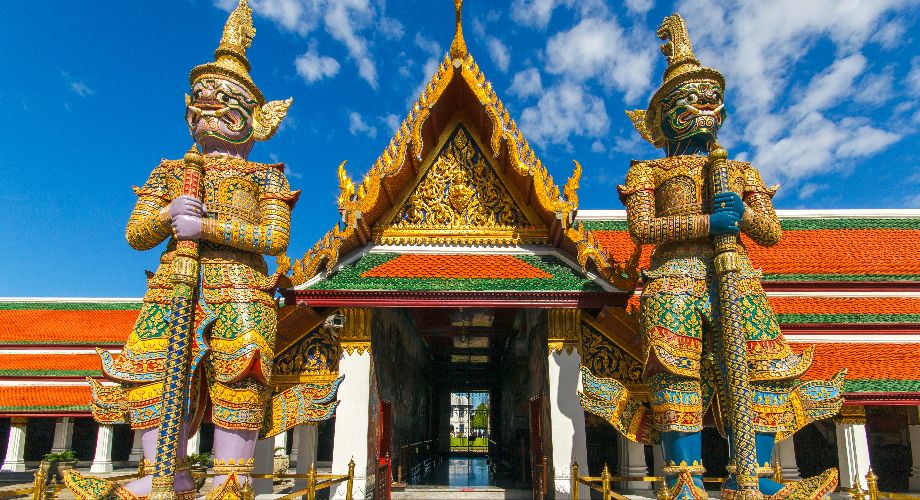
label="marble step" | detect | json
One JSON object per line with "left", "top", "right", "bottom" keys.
{"left": 392, "top": 486, "right": 531, "bottom": 499}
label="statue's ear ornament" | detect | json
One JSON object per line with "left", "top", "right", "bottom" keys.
{"left": 625, "top": 110, "right": 656, "bottom": 146}
{"left": 252, "top": 98, "right": 293, "bottom": 142}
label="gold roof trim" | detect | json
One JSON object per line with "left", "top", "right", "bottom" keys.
{"left": 290, "top": 8, "right": 634, "bottom": 289}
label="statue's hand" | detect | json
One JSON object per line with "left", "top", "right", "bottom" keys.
{"left": 172, "top": 215, "right": 203, "bottom": 240}
{"left": 167, "top": 195, "right": 207, "bottom": 222}
{"left": 709, "top": 210, "right": 740, "bottom": 236}
{"left": 712, "top": 192, "right": 745, "bottom": 217}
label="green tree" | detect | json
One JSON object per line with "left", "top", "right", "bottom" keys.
{"left": 471, "top": 403, "right": 489, "bottom": 430}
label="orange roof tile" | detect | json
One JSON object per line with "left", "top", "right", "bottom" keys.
{"left": 0, "top": 385, "right": 92, "bottom": 412}
{"left": 794, "top": 342, "right": 920, "bottom": 381}
{"left": 0, "top": 309, "right": 136, "bottom": 345}
{"left": 769, "top": 297, "right": 920, "bottom": 315}
{"left": 0, "top": 353, "right": 102, "bottom": 376}
{"left": 360, "top": 254, "right": 553, "bottom": 279}
{"left": 590, "top": 228, "right": 920, "bottom": 279}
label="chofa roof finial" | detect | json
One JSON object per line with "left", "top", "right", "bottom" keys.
{"left": 449, "top": 0, "right": 467, "bottom": 60}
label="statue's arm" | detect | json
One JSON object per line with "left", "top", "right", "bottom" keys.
{"left": 618, "top": 164, "right": 709, "bottom": 245}
{"left": 200, "top": 167, "right": 299, "bottom": 256}
{"left": 740, "top": 167, "right": 781, "bottom": 247}
{"left": 125, "top": 163, "right": 175, "bottom": 251}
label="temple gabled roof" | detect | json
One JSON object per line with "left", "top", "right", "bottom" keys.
{"left": 285, "top": 18, "right": 635, "bottom": 297}
{"left": 580, "top": 209, "right": 920, "bottom": 288}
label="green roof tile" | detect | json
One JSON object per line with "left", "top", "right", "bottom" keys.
{"left": 308, "top": 253, "right": 603, "bottom": 292}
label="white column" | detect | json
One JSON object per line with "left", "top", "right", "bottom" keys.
{"left": 187, "top": 429, "right": 201, "bottom": 455}
{"left": 51, "top": 417, "right": 74, "bottom": 453}
{"left": 909, "top": 421, "right": 920, "bottom": 492}
{"left": 773, "top": 437, "right": 800, "bottom": 481}
{"left": 294, "top": 425, "right": 319, "bottom": 492}
{"left": 836, "top": 420, "right": 871, "bottom": 489}
{"left": 1, "top": 418, "right": 27, "bottom": 472}
{"left": 331, "top": 349, "right": 371, "bottom": 500}
{"left": 252, "top": 437, "right": 274, "bottom": 497}
{"left": 128, "top": 429, "right": 144, "bottom": 463}
{"left": 547, "top": 349, "right": 589, "bottom": 500}
{"left": 652, "top": 444, "right": 664, "bottom": 477}
{"left": 274, "top": 431, "right": 288, "bottom": 457}
{"left": 290, "top": 429, "right": 300, "bottom": 466}
{"left": 618, "top": 439, "right": 650, "bottom": 490}
{"left": 90, "top": 424, "right": 114, "bottom": 473}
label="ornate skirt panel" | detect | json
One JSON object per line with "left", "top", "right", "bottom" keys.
{"left": 96, "top": 277, "right": 277, "bottom": 430}
{"left": 640, "top": 255, "right": 811, "bottom": 382}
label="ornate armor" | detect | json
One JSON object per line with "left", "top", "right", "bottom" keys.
{"left": 103, "top": 155, "right": 298, "bottom": 431}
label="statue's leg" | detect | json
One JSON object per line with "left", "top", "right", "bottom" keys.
{"left": 649, "top": 373, "right": 707, "bottom": 499}
{"left": 206, "top": 301, "right": 275, "bottom": 492}
{"left": 122, "top": 425, "right": 195, "bottom": 495}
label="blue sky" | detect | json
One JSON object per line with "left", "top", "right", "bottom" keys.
{"left": 1, "top": 0, "right": 919, "bottom": 297}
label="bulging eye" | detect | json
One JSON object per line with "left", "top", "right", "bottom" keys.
{"left": 686, "top": 94, "right": 698, "bottom": 103}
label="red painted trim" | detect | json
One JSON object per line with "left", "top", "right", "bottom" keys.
{"left": 763, "top": 282, "right": 920, "bottom": 293}
{"left": 844, "top": 392, "right": 920, "bottom": 405}
{"left": 632, "top": 281, "right": 920, "bottom": 293}
{"left": 286, "top": 290, "right": 628, "bottom": 309}
{"left": 781, "top": 324, "right": 920, "bottom": 335}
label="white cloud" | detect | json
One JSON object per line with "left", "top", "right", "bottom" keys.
{"left": 381, "top": 113, "right": 400, "bottom": 134}
{"left": 590, "top": 140, "right": 605, "bottom": 153}
{"left": 509, "top": 68, "right": 543, "bottom": 99}
{"left": 414, "top": 32, "right": 442, "bottom": 59}
{"left": 624, "top": 0, "right": 653, "bottom": 15}
{"left": 487, "top": 37, "right": 510, "bottom": 73}
{"left": 509, "top": 0, "right": 609, "bottom": 30}
{"left": 378, "top": 16, "right": 404, "bottom": 40}
{"left": 908, "top": 57, "right": 920, "bottom": 97}
{"left": 519, "top": 83, "right": 610, "bottom": 148}
{"left": 544, "top": 16, "right": 654, "bottom": 102}
{"left": 348, "top": 111, "right": 377, "bottom": 139}
{"left": 219, "top": 0, "right": 380, "bottom": 88}
{"left": 61, "top": 72, "right": 94, "bottom": 97}
{"left": 795, "top": 54, "right": 866, "bottom": 117}
{"left": 670, "top": 0, "right": 913, "bottom": 187}
{"left": 797, "top": 182, "right": 826, "bottom": 200}
{"left": 906, "top": 193, "right": 920, "bottom": 208}
{"left": 294, "top": 48, "right": 341, "bottom": 83}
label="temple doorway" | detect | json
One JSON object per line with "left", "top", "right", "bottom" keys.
{"left": 372, "top": 307, "right": 547, "bottom": 494}
{"left": 449, "top": 391, "right": 490, "bottom": 453}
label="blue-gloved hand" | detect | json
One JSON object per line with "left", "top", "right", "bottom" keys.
{"left": 712, "top": 191, "right": 745, "bottom": 217}
{"left": 710, "top": 210, "right": 740, "bottom": 236}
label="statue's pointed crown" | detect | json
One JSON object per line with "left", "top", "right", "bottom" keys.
{"left": 627, "top": 14, "right": 724, "bottom": 147}
{"left": 189, "top": 0, "right": 265, "bottom": 104}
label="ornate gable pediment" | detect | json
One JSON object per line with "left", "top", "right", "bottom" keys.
{"left": 374, "top": 123, "right": 547, "bottom": 245}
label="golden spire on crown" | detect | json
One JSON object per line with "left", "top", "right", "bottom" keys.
{"left": 627, "top": 14, "right": 725, "bottom": 147}
{"left": 188, "top": 0, "right": 293, "bottom": 141}
{"left": 189, "top": 0, "right": 264, "bottom": 104}
{"left": 449, "top": 0, "right": 467, "bottom": 60}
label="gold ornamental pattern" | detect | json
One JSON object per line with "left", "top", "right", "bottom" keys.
{"left": 581, "top": 323, "right": 644, "bottom": 385}
{"left": 391, "top": 125, "right": 529, "bottom": 231}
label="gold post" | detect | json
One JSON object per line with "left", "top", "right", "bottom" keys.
{"left": 306, "top": 463, "right": 317, "bottom": 500}
{"left": 571, "top": 461, "right": 579, "bottom": 500}
{"left": 657, "top": 480, "right": 672, "bottom": 500}
{"left": 32, "top": 462, "right": 48, "bottom": 500}
{"left": 865, "top": 468, "right": 879, "bottom": 500}
{"left": 772, "top": 455, "right": 782, "bottom": 484}
{"left": 851, "top": 481, "right": 866, "bottom": 500}
{"left": 601, "top": 464, "right": 611, "bottom": 500}
{"left": 449, "top": 0, "right": 467, "bottom": 59}
{"left": 346, "top": 458, "right": 355, "bottom": 500}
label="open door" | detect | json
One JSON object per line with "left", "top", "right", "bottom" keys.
{"left": 376, "top": 400, "right": 393, "bottom": 500}
{"left": 530, "top": 396, "right": 546, "bottom": 500}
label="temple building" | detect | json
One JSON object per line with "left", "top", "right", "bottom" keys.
{"left": 2, "top": 12, "right": 920, "bottom": 500}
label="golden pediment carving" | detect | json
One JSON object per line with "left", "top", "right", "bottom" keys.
{"left": 374, "top": 123, "right": 547, "bottom": 245}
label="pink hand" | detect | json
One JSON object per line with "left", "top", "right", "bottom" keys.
{"left": 167, "top": 195, "right": 206, "bottom": 221}
{"left": 172, "top": 215, "right": 202, "bottom": 240}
